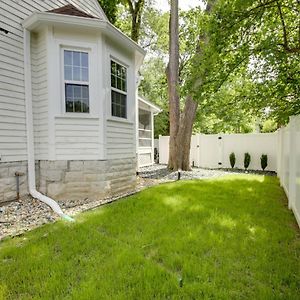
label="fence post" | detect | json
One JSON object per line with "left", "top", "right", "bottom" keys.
{"left": 218, "top": 134, "right": 224, "bottom": 168}
{"left": 288, "top": 116, "right": 296, "bottom": 210}
{"left": 276, "top": 129, "right": 281, "bottom": 178}
{"left": 158, "top": 135, "right": 162, "bottom": 164}
{"left": 280, "top": 127, "right": 286, "bottom": 188}
{"left": 197, "top": 134, "right": 202, "bottom": 168}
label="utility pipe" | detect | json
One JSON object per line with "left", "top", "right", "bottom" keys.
{"left": 23, "top": 29, "right": 73, "bottom": 222}
{"left": 15, "top": 171, "right": 24, "bottom": 200}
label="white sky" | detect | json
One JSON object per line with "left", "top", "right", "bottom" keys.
{"left": 154, "top": 0, "right": 206, "bottom": 12}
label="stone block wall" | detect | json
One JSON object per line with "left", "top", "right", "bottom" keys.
{"left": 0, "top": 161, "right": 28, "bottom": 204}
{"left": 0, "top": 159, "right": 137, "bottom": 205}
{"left": 38, "top": 158, "right": 137, "bottom": 203}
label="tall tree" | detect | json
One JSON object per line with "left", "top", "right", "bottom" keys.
{"left": 172, "top": 0, "right": 299, "bottom": 163}
{"left": 168, "top": 1, "right": 215, "bottom": 171}
{"left": 167, "top": 0, "right": 180, "bottom": 170}
{"left": 122, "top": 0, "right": 146, "bottom": 42}
{"left": 100, "top": 0, "right": 147, "bottom": 43}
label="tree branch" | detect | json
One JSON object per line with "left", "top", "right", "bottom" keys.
{"left": 276, "top": 1, "right": 289, "bottom": 50}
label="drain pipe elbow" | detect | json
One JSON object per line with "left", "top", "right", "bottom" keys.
{"left": 29, "top": 189, "right": 74, "bottom": 222}
{"left": 23, "top": 28, "right": 74, "bottom": 223}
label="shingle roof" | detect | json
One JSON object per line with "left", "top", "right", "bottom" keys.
{"left": 48, "top": 4, "right": 96, "bottom": 19}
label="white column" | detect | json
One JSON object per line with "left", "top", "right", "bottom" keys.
{"left": 151, "top": 111, "right": 154, "bottom": 164}
{"left": 46, "top": 26, "right": 56, "bottom": 160}
{"left": 23, "top": 29, "right": 36, "bottom": 189}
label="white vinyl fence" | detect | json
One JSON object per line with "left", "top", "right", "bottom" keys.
{"left": 159, "top": 115, "right": 300, "bottom": 227}
{"left": 277, "top": 116, "right": 300, "bottom": 226}
{"left": 159, "top": 133, "right": 278, "bottom": 171}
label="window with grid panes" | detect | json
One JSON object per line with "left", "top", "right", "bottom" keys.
{"left": 111, "top": 60, "right": 127, "bottom": 118}
{"left": 64, "top": 50, "right": 89, "bottom": 113}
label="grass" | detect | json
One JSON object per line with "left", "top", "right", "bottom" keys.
{"left": 0, "top": 175, "right": 300, "bottom": 299}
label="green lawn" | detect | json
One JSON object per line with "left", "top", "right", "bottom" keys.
{"left": 1, "top": 175, "right": 300, "bottom": 299}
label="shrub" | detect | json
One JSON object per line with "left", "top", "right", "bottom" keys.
{"left": 229, "top": 152, "right": 236, "bottom": 168}
{"left": 261, "top": 154, "right": 268, "bottom": 170}
{"left": 244, "top": 153, "right": 251, "bottom": 169}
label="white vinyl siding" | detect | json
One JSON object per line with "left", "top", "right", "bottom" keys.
{"left": 138, "top": 152, "right": 152, "bottom": 167}
{"left": 106, "top": 120, "right": 135, "bottom": 159}
{"left": 0, "top": 2, "right": 27, "bottom": 162}
{"left": 55, "top": 117, "right": 100, "bottom": 160}
{"left": 1, "top": 0, "right": 140, "bottom": 164}
{"left": 0, "top": 0, "right": 105, "bottom": 162}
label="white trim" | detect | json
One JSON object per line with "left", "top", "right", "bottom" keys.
{"left": 61, "top": 48, "right": 91, "bottom": 114}
{"left": 138, "top": 97, "right": 162, "bottom": 114}
{"left": 111, "top": 87, "right": 127, "bottom": 96}
{"left": 55, "top": 115, "right": 99, "bottom": 120}
{"left": 151, "top": 111, "right": 155, "bottom": 164}
{"left": 139, "top": 149, "right": 152, "bottom": 152}
{"left": 110, "top": 55, "right": 130, "bottom": 69}
{"left": 138, "top": 129, "right": 151, "bottom": 132}
{"left": 24, "top": 29, "right": 35, "bottom": 190}
{"left": 110, "top": 59, "right": 128, "bottom": 119}
{"left": 22, "top": 12, "right": 145, "bottom": 58}
{"left": 47, "top": 26, "right": 56, "bottom": 160}
{"left": 107, "top": 117, "right": 134, "bottom": 125}
{"left": 97, "top": 33, "right": 105, "bottom": 159}
{"left": 55, "top": 39, "right": 98, "bottom": 116}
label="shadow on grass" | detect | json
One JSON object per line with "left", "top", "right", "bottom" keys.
{"left": 0, "top": 175, "right": 299, "bottom": 299}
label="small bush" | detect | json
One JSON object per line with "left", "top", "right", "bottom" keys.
{"left": 261, "top": 154, "right": 268, "bottom": 170}
{"left": 244, "top": 153, "right": 251, "bottom": 169}
{"left": 229, "top": 152, "right": 236, "bottom": 168}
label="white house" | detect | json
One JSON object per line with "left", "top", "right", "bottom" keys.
{"left": 0, "top": 0, "right": 145, "bottom": 212}
{"left": 138, "top": 97, "right": 161, "bottom": 167}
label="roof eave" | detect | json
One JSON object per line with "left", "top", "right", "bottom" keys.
{"left": 138, "top": 97, "right": 162, "bottom": 114}
{"left": 22, "top": 12, "right": 146, "bottom": 60}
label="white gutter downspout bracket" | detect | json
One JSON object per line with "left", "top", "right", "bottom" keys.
{"left": 23, "top": 28, "right": 74, "bottom": 222}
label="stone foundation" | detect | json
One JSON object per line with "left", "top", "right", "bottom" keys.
{"left": 0, "top": 159, "right": 137, "bottom": 205}
{"left": 38, "top": 159, "right": 137, "bottom": 203}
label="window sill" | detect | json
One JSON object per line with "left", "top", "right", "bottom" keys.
{"left": 107, "top": 117, "right": 134, "bottom": 125}
{"left": 55, "top": 114, "right": 99, "bottom": 119}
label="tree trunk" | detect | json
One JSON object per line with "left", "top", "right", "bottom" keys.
{"left": 131, "top": 12, "right": 139, "bottom": 42}
{"left": 167, "top": 0, "right": 180, "bottom": 170}
{"left": 176, "top": 96, "right": 198, "bottom": 170}
{"left": 125, "top": 0, "right": 145, "bottom": 43}
{"left": 167, "top": 0, "right": 215, "bottom": 171}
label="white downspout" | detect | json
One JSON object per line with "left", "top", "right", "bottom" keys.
{"left": 23, "top": 29, "right": 73, "bottom": 222}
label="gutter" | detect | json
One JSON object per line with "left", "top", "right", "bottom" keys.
{"left": 23, "top": 29, "right": 73, "bottom": 222}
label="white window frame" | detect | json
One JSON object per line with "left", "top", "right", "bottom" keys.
{"left": 61, "top": 47, "right": 91, "bottom": 114}
{"left": 138, "top": 108, "right": 152, "bottom": 148}
{"left": 110, "top": 59, "right": 128, "bottom": 119}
